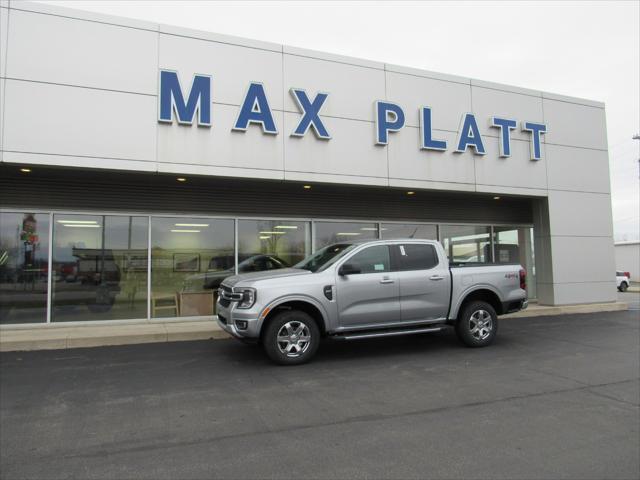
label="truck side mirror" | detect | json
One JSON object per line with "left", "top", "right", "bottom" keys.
{"left": 339, "top": 263, "right": 361, "bottom": 276}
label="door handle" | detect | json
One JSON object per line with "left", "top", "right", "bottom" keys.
{"left": 429, "top": 275, "right": 445, "bottom": 281}
{"left": 380, "top": 277, "right": 395, "bottom": 284}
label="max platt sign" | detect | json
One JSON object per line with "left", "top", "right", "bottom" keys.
{"left": 158, "top": 70, "right": 547, "bottom": 161}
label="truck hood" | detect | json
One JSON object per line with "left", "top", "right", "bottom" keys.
{"left": 222, "top": 268, "right": 312, "bottom": 287}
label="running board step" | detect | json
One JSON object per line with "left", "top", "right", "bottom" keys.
{"left": 334, "top": 325, "right": 446, "bottom": 341}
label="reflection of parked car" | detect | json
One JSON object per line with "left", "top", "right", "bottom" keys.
{"left": 55, "top": 248, "right": 121, "bottom": 313}
{"left": 183, "top": 254, "right": 289, "bottom": 292}
{"left": 616, "top": 271, "right": 630, "bottom": 292}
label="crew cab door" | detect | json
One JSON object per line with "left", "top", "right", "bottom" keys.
{"left": 335, "top": 245, "right": 400, "bottom": 328}
{"left": 391, "top": 243, "right": 450, "bottom": 321}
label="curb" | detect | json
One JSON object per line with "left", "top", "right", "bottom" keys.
{"left": 0, "top": 302, "right": 630, "bottom": 352}
{"left": 0, "top": 321, "right": 230, "bottom": 352}
{"left": 501, "top": 301, "right": 628, "bottom": 319}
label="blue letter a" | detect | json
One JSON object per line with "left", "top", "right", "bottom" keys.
{"left": 233, "top": 83, "right": 278, "bottom": 134}
{"left": 455, "top": 113, "right": 486, "bottom": 155}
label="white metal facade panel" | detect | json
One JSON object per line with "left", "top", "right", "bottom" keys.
{"left": 157, "top": 104, "right": 284, "bottom": 173}
{"left": 283, "top": 112, "right": 388, "bottom": 181}
{"left": 0, "top": 5, "right": 8, "bottom": 161}
{"left": 160, "top": 24, "right": 282, "bottom": 53}
{"left": 543, "top": 98, "right": 608, "bottom": 150}
{"left": 283, "top": 44, "right": 384, "bottom": 70}
{"left": 550, "top": 235, "right": 617, "bottom": 284}
{"left": 474, "top": 137, "right": 548, "bottom": 191}
{"left": 2, "top": 151, "right": 158, "bottom": 172}
{"left": 3, "top": 79, "right": 157, "bottom": 162}
{"left": 0, "top": 6, "right": 7, "bottom": 78}
{"left": 159, "top": 33, "right": 284, "bottom": 109}
{"left": 545, "top": 144, "right": 611, "bottom": 193}
{"left": 547, "top": 190, "right": 614, "bottom": 237}
{"left": 384, "top": 71, "right": 471, "bottom": 130}
{"left": 387, "top": 128, "right": 476, "bottom": 186}
{"left": 471, "top": 86, "right": 544, "bottom": 142}
{"left": 283, "top": 53, "right": 386, "bottom": 121}
{"left": 6, "top": 9, "right": 158, "bottom": 94}
{"left": 551, "top": 281, "right": 617, "bottom": 305}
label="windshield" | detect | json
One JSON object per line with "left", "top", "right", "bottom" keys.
{"left": 294, "top": 243, "right": 356, "bottom": 273}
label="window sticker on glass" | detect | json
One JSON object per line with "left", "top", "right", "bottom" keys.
{"left": 399, "top": 245, "right": 406, "bottom": 256}
{"left": 374, "top": 263, "right": 385, "bottom": 271}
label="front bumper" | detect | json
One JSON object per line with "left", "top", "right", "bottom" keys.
{"left": 216, "top": 302, "right": 262, "bottom": 340}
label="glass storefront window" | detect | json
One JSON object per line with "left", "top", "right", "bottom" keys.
{"left": 151, "top": 217, "right": 234, "bottom": 317}
{"left": 440, "top": 225, "right": 492, "bottom": 264}
{"left": 2, "top": 211, "right": 538, "bottom": 323}
{"left": 52, "top": 214, "right": 148, "bottom": 322}
{"left": 493, "top": 226, "right": 536, "bottom": 298}
{"left": 238, "top": 220, "right": 310, "bottom": 273}
{"left": 0, "top": 212, "right": 50, "bottom": 324}
{"left": 380, "top": 223, "right": 437, "bottom": 240}
{"left": 314, "top": 221, "right": 378, "bottom": 249}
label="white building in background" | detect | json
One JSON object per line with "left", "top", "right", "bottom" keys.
{"left": 615, "top": 242, "right": 640, "bottom": 282}
{"left": 0, "top": 1, "right": 617, "bottom": 328}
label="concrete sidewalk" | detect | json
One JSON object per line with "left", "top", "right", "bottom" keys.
{"left": 0, "top": 301, "right": 629, "bottom": 352}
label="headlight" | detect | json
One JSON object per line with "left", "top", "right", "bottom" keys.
{"left": 235, "top": 287, "right": 256, "bottom": 309}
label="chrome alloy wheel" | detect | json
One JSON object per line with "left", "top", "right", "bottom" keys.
{"left": 469, "top": 309, "right": 493, "bottom": 340}
{"left": 276, "top": 321, "right": 312, "bottom": 358}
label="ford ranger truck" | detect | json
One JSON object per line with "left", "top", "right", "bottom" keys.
{"left": 216, "top": 239, "right": 528, "bottom": 365}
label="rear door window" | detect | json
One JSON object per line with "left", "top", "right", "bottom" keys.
{"left": 395, "top": 244, "right": 438, "bottom": 271}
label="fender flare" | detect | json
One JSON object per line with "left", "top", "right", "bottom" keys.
{"left": 449, "top": 284, "right": 503, "bottom": 319}
{"left": 261, "top": 294, "right": 331, "bottom": 331}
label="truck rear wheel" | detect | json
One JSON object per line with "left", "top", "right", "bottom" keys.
{"left": 455, "top": 300, "right": 498, "bottom": 348}
{"left": 262, "top": 310, "right": 320, "bottom": 365}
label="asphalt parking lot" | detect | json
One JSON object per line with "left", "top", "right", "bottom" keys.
{"left": 1, "top": 310, "right": 639, "bottom": 480}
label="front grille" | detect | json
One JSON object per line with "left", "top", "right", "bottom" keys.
{"left": 218, "top": 284, "right": 243, "bottom": 304}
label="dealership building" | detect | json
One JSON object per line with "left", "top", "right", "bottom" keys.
{"left": 0, "top": 1, "right": 617, "bottom": 327}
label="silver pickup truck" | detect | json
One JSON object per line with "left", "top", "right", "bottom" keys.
{"left": 216, "top": 239, "right": 527, "bottom": 365}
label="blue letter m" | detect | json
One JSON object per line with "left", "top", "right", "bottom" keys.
{"left": 158, "top": 70, "right": 211, "bottom": 126}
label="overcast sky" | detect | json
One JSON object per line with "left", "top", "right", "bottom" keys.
{"left": 42, "top": 0, "right": 640, "bottom": 241}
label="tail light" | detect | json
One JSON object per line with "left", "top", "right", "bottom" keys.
{"left": 624, "top": 271, "right": 630, "bottom": 279}
{"left": 519, "top": 268, "right": 527, "bottom": 290}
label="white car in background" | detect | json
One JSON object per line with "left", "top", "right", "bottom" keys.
{"left": 616, "top": 271, "right": 630, "bottom": 292}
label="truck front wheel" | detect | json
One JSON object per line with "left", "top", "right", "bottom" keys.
{"left": 455, "top": 300, "right": 498, "bottom": 348}
{"left": 262, "top": 310, "right": 320, "bottom": 365}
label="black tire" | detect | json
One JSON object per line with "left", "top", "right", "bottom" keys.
{"left": 455, "top": 300, "right": 498, "bottom": 348}
{"left": 262, "top": 310, "right": 320, "bottom": 365}
{"left": 619, "top": 282, "right": 628, "bottom": 292}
